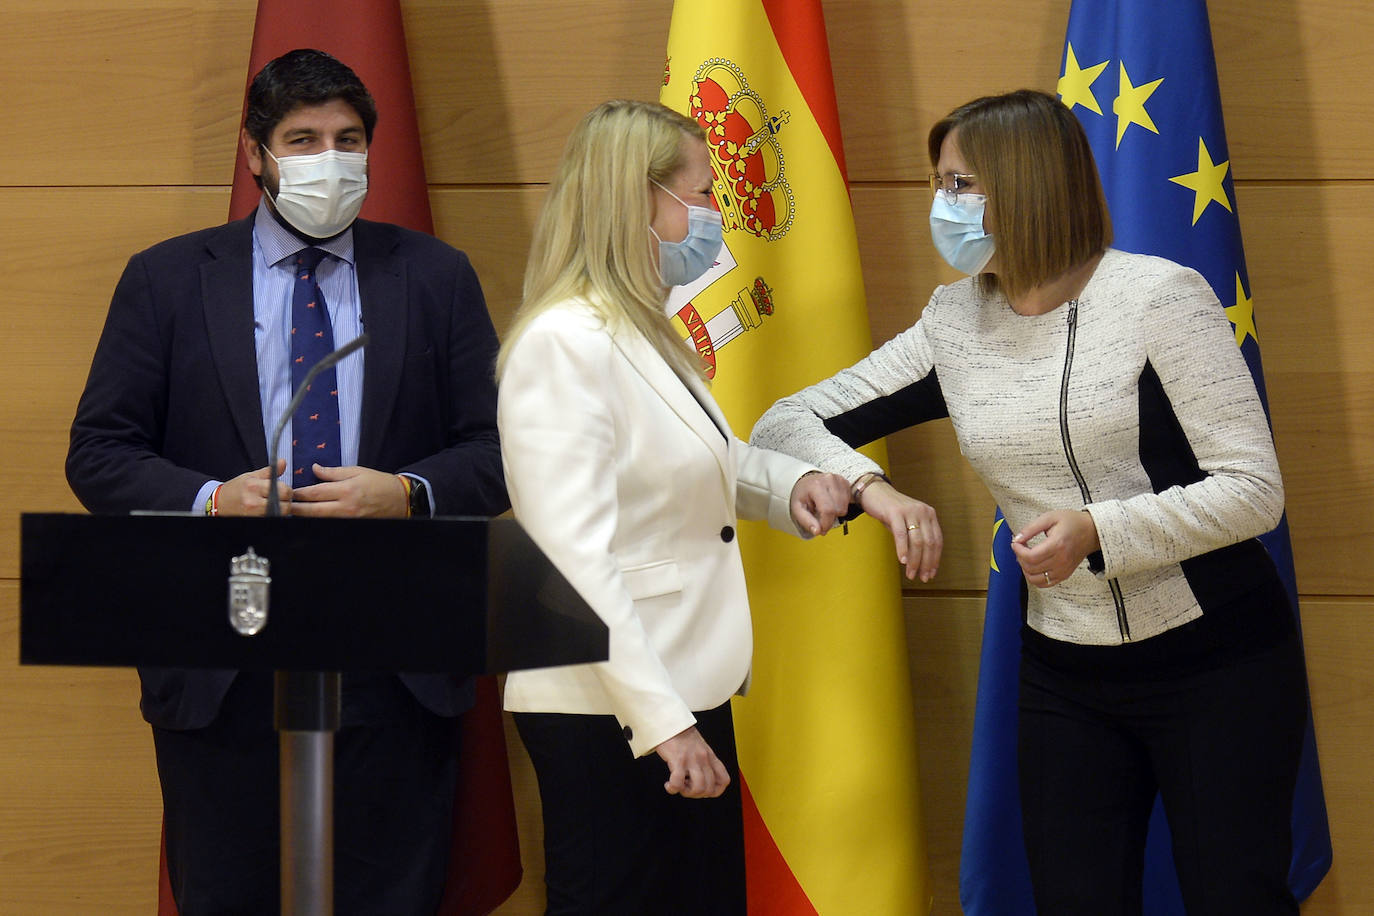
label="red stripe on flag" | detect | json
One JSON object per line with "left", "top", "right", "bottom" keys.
{"left": 758, "top": 0, "right": 850, "bottom": 187}
{"left": 741, "top": 773, "right": 819, "bottom": 915}
{"left": 156, "top": 824, "right": 176, "bottom": 916}
{"left": 438, "top": 676, "right": 523, "bottom": 913}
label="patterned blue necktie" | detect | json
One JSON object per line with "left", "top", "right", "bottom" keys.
{"left": 290, "top": 247, "right": 340, "bottom": 488}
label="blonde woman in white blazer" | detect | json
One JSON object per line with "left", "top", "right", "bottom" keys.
{"left": 496, "top": 100, "right": 852, "bottom": 915}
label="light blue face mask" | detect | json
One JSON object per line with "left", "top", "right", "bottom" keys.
{"left": 651, "top": 181, "right": 724, "bottom": 287}
{"left": 929, "top": 192, "right": 995, "bottom": 275}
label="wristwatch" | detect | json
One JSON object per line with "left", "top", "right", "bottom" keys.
{"left": 407, "top": 476, "right": 431, "bottom": 518}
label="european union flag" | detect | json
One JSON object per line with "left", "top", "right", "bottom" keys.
{"left": 960, "top": 0, "right": 1334, "bottom": 912}
{"left": 961, "top": 510, "right": 1034, "bottom": 914}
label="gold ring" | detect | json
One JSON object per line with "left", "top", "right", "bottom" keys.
{"left": 1043, "top": 571, "right": 1052, "bottom": 586}
{"left": 907, "top": 524, "right": 918, "bottom": 531}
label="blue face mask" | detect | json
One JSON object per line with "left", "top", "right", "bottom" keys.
{"left": 929, "top": 193, "right": 995, "bottom": 275}
{"left": 651, "top": 181, "right": 724, "bottom": 287}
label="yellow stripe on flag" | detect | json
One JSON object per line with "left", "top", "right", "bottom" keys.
{"left": 661, "top": 1, "right": 929, "bottom": 912}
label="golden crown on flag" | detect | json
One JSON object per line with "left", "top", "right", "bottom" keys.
{"left": 734, "top": 276, "right": 775, "bottom": 328}
{"left": 688, "top": 59, "right": 795, "bottom": 241}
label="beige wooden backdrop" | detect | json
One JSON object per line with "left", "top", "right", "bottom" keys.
{"left": 1, "top": 0, "right": 1369, "bottom": 912}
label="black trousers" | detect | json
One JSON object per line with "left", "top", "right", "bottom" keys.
{"left": 152, "top": 672, "right": 460, "bottom": 916}
{"left": 514, "top": 702, "right": 746, "bottom": 916}
{"left": 1018, "top": 627, "right": 1308, "bottom": 916}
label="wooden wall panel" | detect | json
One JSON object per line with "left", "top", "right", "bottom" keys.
{"left": 430, "top": 186, "right": 545, "bottom": 336}
{"left": 4, "top": 2, "right": 252, "bottom": 186}
{"left": 1238, "top": 183, "right": 1374, "bottom": 596}
{"left": 1210, "top": 0, "right": 1374, "bottom": 180}
{"left": 404, "top": 1, "right": 674, "bottom": 185}
{"left": 904, "top": 594, "right": 986, "bottom": 916}
{"left": 10, "top": 0, "right": 1370, "bottom": 188}
{"left": 827, "top": 0, "right": 1067, "bottom": 184}
{"left": 1295, "top": 598, "right": 1374, "bottom": 914}
{"left": 4, "top": 0, "right": 676, "bottom": 189}
{"left": 827, "top": 0, "right": 1374, "bottom": 183}
{"left": 0, "top": 583, "right": 160, "bottom": 914}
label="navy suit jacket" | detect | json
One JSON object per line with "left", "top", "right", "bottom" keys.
{"left": 67, "top": 214, "right": 509, "bottom": 729}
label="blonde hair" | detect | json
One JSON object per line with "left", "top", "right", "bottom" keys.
{"left": 498, "top": 99, "right": 707, "bottom": 381}
{"left": 928, "top": 90, "right": 1112, "bottom": 303}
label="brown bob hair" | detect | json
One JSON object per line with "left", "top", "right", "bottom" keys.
{"left": 928, "top": 89, "right": 1112, "bottom": 303}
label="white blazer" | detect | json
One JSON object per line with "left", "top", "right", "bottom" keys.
{"left": 497, "top": 300, "right": 817, "bottom": 757}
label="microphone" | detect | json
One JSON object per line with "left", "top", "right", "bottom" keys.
{"left": 266, "top": 334, "right": 369, "bottom": 518}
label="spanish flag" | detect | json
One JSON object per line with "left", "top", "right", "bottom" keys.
{"left": 660, "top": 2, "right": 929, "bottom": 912}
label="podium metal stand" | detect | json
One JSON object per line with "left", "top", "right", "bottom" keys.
{"left": 19, "top": 512, "right": 606, "bottom": 915}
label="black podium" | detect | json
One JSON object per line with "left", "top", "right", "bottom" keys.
{"left": 19, "top": 512, "right": 606, "bottom": 915}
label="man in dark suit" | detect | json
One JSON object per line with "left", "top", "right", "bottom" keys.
{"left": 66, "top": 49, "right": 508, "bottom": 914}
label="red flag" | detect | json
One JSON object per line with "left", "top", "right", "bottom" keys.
{"left": 158, "top": 2, "right": 522, "bottom": 913}
{"left": 226, "top": 0, "right": 433, "bottom": 231}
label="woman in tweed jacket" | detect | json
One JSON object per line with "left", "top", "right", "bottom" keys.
{"left": 751, "top": 90, "right": 1307, "bottom": 915}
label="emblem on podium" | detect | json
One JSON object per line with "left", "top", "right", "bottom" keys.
{"left": 228, "top": 547, "right": 271, "bottom": 636}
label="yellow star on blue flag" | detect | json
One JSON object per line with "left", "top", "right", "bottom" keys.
{"left": 1169, "top": 137, "right": 1232, "bottom": 224}
{"left": 1059, "top": 43, "right": 1108, "bottom": 115}
{"left": 1226, "top": 272, "right": 1258, "bottom": 348}
{"left": 1112, "top": 62, "right": 1163, "bottom": 148}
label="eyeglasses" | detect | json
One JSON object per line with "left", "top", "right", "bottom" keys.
{"left": 928, "top": 172, "right": 979, "bottom": 202}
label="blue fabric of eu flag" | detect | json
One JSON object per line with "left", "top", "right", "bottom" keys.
{"left": 959, "top": 1, "right": 1333, "bottom": 912}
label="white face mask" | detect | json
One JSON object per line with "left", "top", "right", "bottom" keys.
{"left": 929, "top": 192, "right": 995, "bottom": 275}
{"left": 650, "top": 181, "right": 724, "bottom": 287}
{"left": 265, "top": 147, "right": 369, "bottom": 239}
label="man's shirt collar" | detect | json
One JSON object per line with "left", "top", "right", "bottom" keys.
{"left": 252, "top": 197, "right": 356, "bottom": 268}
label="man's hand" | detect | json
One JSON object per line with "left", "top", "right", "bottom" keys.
{"left": 789, "top": 471, "right": 852, "bottom": 536}
{"left": 216, "top": 460, "right": 290, "bottom": 516}
{"left": 290, "top": 465, "right": 409, "bottom": 518}
{"left": 654, "top": 726, "right": 730, "bottom": 799}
